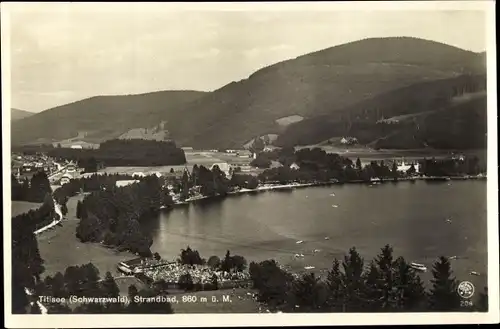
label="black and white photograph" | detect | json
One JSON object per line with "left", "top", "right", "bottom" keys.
{"left": 3, "top": 1, "right": 498, "bottom": 327}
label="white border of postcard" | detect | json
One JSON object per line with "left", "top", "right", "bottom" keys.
{"left": 2, "top": 1, "right": 499, "bottom": 327}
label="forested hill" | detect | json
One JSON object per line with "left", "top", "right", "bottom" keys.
{"left": 11, "top": 90, "right": 206, "bottom": 146}
{"left": 166, "top": 37, "right": 486, "bottom": 149}
{"left": 11, "top": 37, "right": 486, "bottom": 150}
{"left": 11, "top": 108, "right": 34, "bottom": 121}
{"left": 275, "top": 74, "right": 487, "bottom": 149}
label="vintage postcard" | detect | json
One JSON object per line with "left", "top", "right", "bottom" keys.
{"left": 2, "top": 1, "right": 498, "bottom": 327}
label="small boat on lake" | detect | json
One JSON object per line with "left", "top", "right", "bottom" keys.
{"left": 410, "top": 262, "right": 427, "bottom": 272}
{"left": 324, "top": 237, "right": 330, "bottom": 240}
{"left": 304, "top": 266, "right": 315, "bottom": 270}
{"left": 296, "top": 240, "right": 304, "bottom": 244}
{"left": 470, "top": 271, "right": 480, "bottom": 276}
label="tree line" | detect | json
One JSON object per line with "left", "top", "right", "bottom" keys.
{"left": 171, "top": 164, "right": 259, "bottom": 201}
{"left": 12, "top": 171, "right": 52, "bottom": 203}
{"left": 253, "top": 147, "right": 484, "bottom": 183}
{"left": 52, "top": 173, "right": 139, "bottom": 204}
{"left": 249, "top": 245, "right": 488, "bottom": 313}
{"left": 12, "top": 203, "right": 52, "bottom": 313}
{"left": 46, "top": 139, "right": 186, "bottom": 168}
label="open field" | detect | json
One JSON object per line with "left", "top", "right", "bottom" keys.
{"left": 36, "top": 195, "right": 137, "bottom": 278}
{"left": 169, "top": 288, "right": 261, "bottom": 313}
{"left": 12, "top": 201, "right": 42, "bottom": 217}
{"left": 114, "top": 276, "right": 148, "bottom": 296}
{"left": 99, "top": 151, "right": 254, "bottom": 175}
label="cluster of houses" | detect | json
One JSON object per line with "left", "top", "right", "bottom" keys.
{"left": 340, "top": 137, "right": 359, "bottom": 145}
{"left": 12, "top": 153, "right": 60, "bottom": 180}
{"left": 58, "top": 162, "right": 79, "bottom": 185}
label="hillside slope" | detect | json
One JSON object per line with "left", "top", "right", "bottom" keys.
{"left": 11, "top": 37, "right": 486, "bottom": 149}
{"left": 11, "top": 90, "right": 206, "bottom": 145}
{"left": 11, "top": 108, "right": 34, "bottom": 121}
{"left": 275, "top": 74, "right": 487, "bottom": 148}
{"left": 167, "top": 37, "right": 485, "bottom": 148}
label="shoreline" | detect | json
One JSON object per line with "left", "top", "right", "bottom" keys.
{"left": 162, "top": 174, "right": 487, "bottom": 208}
{"left": 40, "top": 174, "right": 485, "bottom": 278}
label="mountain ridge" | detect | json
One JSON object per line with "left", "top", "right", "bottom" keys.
{"left": 11, "top": 37, "right": 487, "bottom": 149}
{"left": 11, "top": 108, "right": 35, "bottom": 121}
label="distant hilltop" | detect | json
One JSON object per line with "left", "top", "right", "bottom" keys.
{"left": 11, "top": 37, "right": 486, "bottom": 151}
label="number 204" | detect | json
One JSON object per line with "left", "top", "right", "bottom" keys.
{"left": 461, "top": 300, "right": 474, "bottom": 307}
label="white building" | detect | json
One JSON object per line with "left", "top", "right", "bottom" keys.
{"left": 60, "top": 173, "right": 72, "bottom": 185}
{"left": 340, "top": 137, "right": 358, "bottom": 145}
{"left": 132, "top": 172, "right": 146, "bottom": 178}
{"left": 70, "top": 145, "right": 83, "bottom": 149}
{"left": 66, "top": 162, "right": 77, "bottom": 173}
{"left": 115, "top": 180, "right": 140, "bottom": 187}
{"left": 290, "top": 163, "right": 300, "bottom": 170}
{"left": 210, "top": 162, "right": 232, "bottom": 176}
{"left": 397, "top": 160, "right": 420, "bottom": 173}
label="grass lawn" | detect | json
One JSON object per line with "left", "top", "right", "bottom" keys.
{"left": 114, "top": 276, "right": 148, "bottom": 296}
{"left": 12, "top": 201, "right": 42, "bottom": 217}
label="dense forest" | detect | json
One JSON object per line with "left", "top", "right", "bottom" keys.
{"left": 74, "top": 175, "right": 172, "bottom": 256}
{"left": 276, "top": 74, "right": 487, "bottom": 149}
{"left": 48, "top": 139, "right": 186, "bottom": 167}
{"left": 12, "top": 205, "right": 51, "bottom": 313}
{"left": 12, "top": 171, "right": 52, "bottom": 203}
{"left": 249, "top": 245, "right": 488, "bottom": 313}
{"left": 14, "top": 139, "right": 186, "bottom": 167}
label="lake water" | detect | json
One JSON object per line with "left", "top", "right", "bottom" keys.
{"left": 143, "top": 180, "right": 488, "bottom": 292}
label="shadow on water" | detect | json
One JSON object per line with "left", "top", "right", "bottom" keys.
{"left": 191, "top": 196, "right": 224, "bottom": 213}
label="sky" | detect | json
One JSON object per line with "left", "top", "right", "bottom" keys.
{"left": 4, "top": 3, "right": 488, "bottom": 113}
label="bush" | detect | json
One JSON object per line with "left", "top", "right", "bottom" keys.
{"left": 179, "top": 247, "right": 204, "bottom": 266}
{"left": 178, "top": 273, "right": 194, "bottom": 291}
{"left": 207, "top": 256, "right": 221, "bottom": 269}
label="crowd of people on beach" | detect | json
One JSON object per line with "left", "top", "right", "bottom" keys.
{"left": 142, "top": 262, "right": 251, "bottom": 285}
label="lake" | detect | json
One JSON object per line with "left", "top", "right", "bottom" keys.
{"left": 143, "top": 180, "right": 488, "bottom": 292}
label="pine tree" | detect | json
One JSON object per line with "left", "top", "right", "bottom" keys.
{"left": 76, "top": 201, "right": 82, "bottom": 219}
{"left": 393, "top": 257, "right": 426, "bottom": 311}
{"left": 290, "top": 272, "right": 325, "bottom": 312}
{"left": 341, "top": 247, "right": 365, "bottom": 312}
{"left": 362, "top": 261, "right": 383, "bottom": 311}
{"left": 428, "top": 256, "right": 461, "bottom": 311}
{"left": 211, "top": 274, "right": 219, "bottom": 290}
{"left": 375, "top": 245, "right": 395, "bottom": 310}
{"left": 325, "top": 259, "right": 344, "bottom": 311}
{"left": 355, "top": 158, "right": 362, "bottom": 171}
{"left": 127, "top": 285, "right": 139, "bottom": 312}
{"left": 101, "top": 271, "right": 120, "bottom": 298}
{"left": 391, "top": 161, "right": 398, "bottom": 180}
